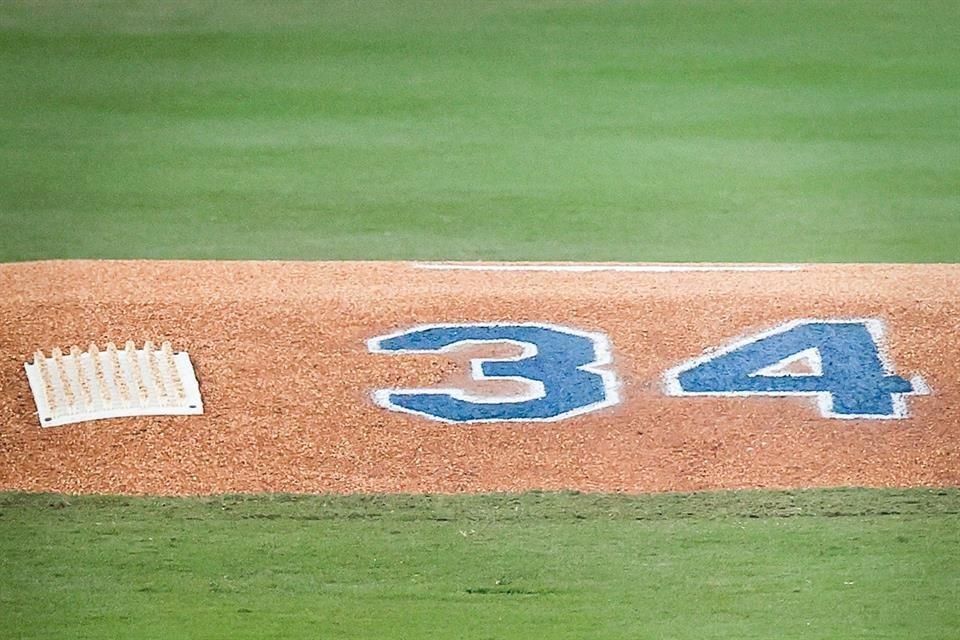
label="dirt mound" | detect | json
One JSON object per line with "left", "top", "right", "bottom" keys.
{"left": 1, "top": 261, "right": 958, "bottom": 495}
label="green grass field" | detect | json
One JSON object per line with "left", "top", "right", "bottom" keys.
{"left": 1, "top": 0, "right": 959, "bottom": 262}
{"left": 2, "top": 2, "right": 959, "bottom": 638}
{"left": 3, "top": 490, "right": 959, "bottom": 639}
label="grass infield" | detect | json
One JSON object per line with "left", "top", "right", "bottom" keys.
{"left": 2, "top": 489, "right": 959, "bottom": 639}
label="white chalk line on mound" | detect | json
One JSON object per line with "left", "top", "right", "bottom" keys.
{"left": 414, "top": 263, "right": 805, "bottom": 273}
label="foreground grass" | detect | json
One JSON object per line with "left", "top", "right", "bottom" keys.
{"left": 2, "top": 488, "right": 958, "bottom": 639}
{"left": 1, "top": 1, "right": 959, "bottom": 262}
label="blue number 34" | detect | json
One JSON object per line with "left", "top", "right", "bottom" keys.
{"left": 367, "top": 323, "right": 620, "bottom": 423}
{"left": 664, "top": 319, "right": 929, "bottom": 419}
{"left": 368, "top": 319, "right": 927, "bottom": 423}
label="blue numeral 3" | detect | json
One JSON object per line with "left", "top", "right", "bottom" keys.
{"left": 664, "top": 319, "right": 928, "bottom": 419}
{"left": 368, "top": 323, "right": 620, "bottom": 423}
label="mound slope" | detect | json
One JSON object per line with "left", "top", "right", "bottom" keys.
{"left": 1, "top": 261, "right": 958, "bottom": 495}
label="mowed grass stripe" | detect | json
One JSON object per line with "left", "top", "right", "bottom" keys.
{"left": 2, "top": 489, "right": 959, "bottom": 639}
{"left": 1, "top": 0, "right": 958, "bottom": 261}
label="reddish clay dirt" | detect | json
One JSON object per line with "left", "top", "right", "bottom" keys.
{"left": 1, "top": 261, "right": 958, "bottom": 496}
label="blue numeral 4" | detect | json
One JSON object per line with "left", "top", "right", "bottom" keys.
{"left": 664, "top": 319, "right": 928, "bottom": 419}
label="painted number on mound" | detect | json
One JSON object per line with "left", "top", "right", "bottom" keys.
{"left": 368, "top": 319, "right": 927, "bottom": 422}
{"left": 367, "top": 323, "right": 620, "bottom": 423}
{"left": 664, "top": 319, "right": 928, "bottom": 419}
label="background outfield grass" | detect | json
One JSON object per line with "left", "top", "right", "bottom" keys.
{"left": 1, "top": 0, "right": 958, "bottom": 262}
{"left": 1, "top": 1, "right": 959, "bottom": 639}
